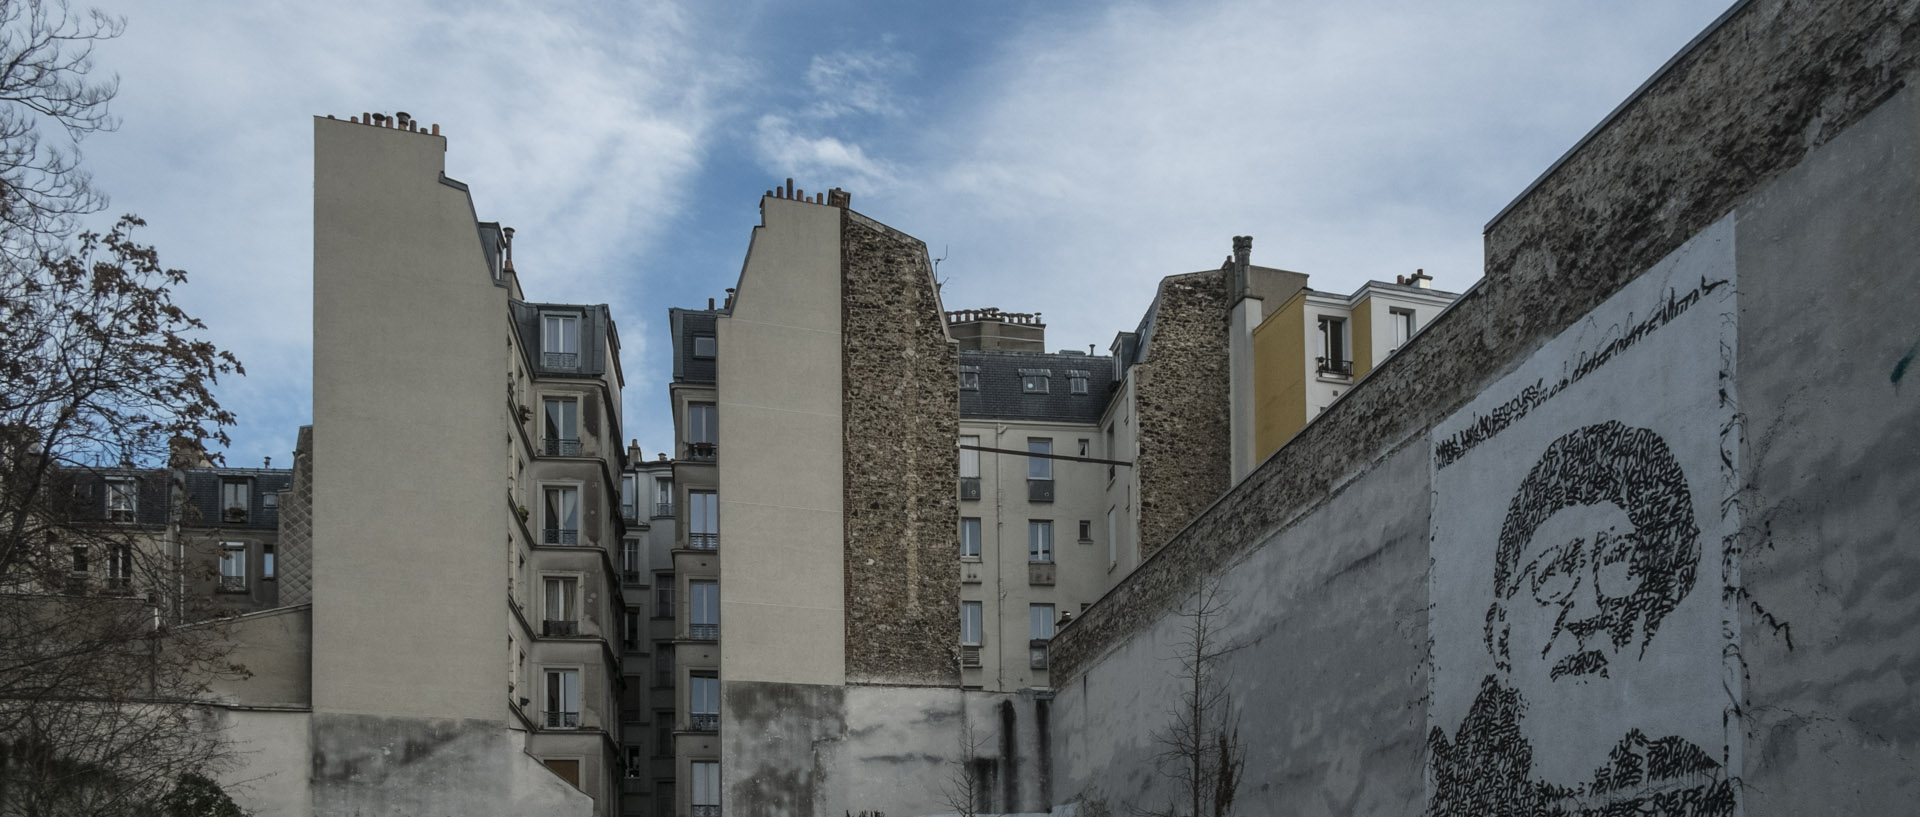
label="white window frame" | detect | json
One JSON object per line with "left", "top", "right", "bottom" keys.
{"left": 1027, "top": 438, "right": 1053, "bottom": 481}
{"left": 542, "top": 313, "right": 580, "bottom": 357}
{"left": 961, "top": 601, "right": 983, "bottom": 646}
{"left": 691, "top": 761, "right": 721, "bottom": 808}
{"left": 221, "top": 479, "right": 249, "bottom": 520}
{"left": 1031, "top": 604, "right": 1057, "bottom": 640}
{"left": 1022, "top": 374, "right": 1049, "bottom": 393}
{"left": 1391, "top": 308, "right": 1416, "bottom": 350}
{"left": 690, "top": 673, "right": 720, "bottom": 717}
{"left": 687, "top": 403, "right": 718, "bottom": 445}
{"left": 690, "top": 581, "right": 720, "bottom": 628}
{"left": 106, "top": 477, "right": 137, "bottom": 522}
{"left": 959, "top": 517, "right": 981, "bottom": 559}
{"left": 1029, "top": 520, "right": 1053, "bottom": 563}
{"left": 1069, "top": 374, "right": 1088, "bottom": 394}
{"left": 1318, "top": 316, "right": 1347, "bottom": 365}
{"left": 958, "top": 436, "right": 980, "bottom": 479}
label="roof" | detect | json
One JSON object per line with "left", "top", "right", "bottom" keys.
{"left": 959, "top": 349, "right": 1116, "bottom": 424}
{"left": 670, "top": 308, "right": 721, "bottom": 384}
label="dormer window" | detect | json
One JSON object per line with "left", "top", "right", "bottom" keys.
{"left": 1019, "top": 368, "right": 1052, "bottom": 394}
{"left": 1067, "top": 369, "right": 1090, "bottom": 395}
{"left": 958, "top": 365, "right": 980, "bottom": 391}
{"left": 692, "top": 334, "right": 716, "bottom": 359}
{"left": 106, "top": 477, "right": 136, "bottom": 523}
{"left": 221, "top": 479, "right": 249, "bottom": 524}
{"left": 542, "top": 313, "right": 580, "bottom": 370}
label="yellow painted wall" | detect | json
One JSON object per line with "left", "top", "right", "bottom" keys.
{"left": 1252, "top": 292, "right": 1308, "bottom": 462}
{"left": 1351, "top": 296, "right": 1374, "bottom": 379}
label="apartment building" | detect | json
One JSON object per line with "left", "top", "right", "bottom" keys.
{"left": 615, "top": 451, "right": 678, "bottom": 817}
{"left": 664, "top": 304, "right": 723, "bottom": 816}
{"left": 1248, "top": 271, "right": 1458, "bottom": 462}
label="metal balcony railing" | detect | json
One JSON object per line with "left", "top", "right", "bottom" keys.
{"left": 543, "top": 528, "right": 579, "bottom": 545}
{"left": 217, "top": 576, "right": 246, "bottom": 592}
{"left": 653, "top": 502, "right": 675, "bottom": 519}
{"left": 689, "top": 623, "right": 719, "bottom": 641}
{"left": 544, "top": 438, "right": 581, "bottom": 456}
{"left": 542, "top": 620, "right": 579, "bottom": 637}
{"left": 686, "top": 441, "right": 717, "bottom": 461}
{"left": 688, "top": 532, "right": 718, "bottom": 550}
{"left": 222, "top": 507, "right": 248, "bottom": 524}
{"left": 1316, "top": 356, "right": 1354, "bottom": 377}
{"left": 690, "top": 713, "right": 719, "bottom": 732}
{"left": 691, "top": 806, "right": 721, "bottom": 817}
{"left": 544, "top": 710, "right": 580, "bottom": 728}
{"left": 543, "top": 351, "right": 578, "bottom": 370}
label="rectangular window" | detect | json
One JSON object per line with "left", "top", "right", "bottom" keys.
{"left": 960, "top": 601, "right": 983, "bottom": 646}
{"left": 71, "top": 544, "right": 87, "bottom": 573}
{"left": 1078, "top": 520, "right": 1092, "bottom": 542}
{"left": 108, "top": 544, "right": 133, "bottom": 585}
{"left": 624, "top": 746, "right": 644, "bottom": 778}
{"left": 544, "top": 668, "right": 580, "bottom": 728}
{"left": 654, "top": 647, "right": 674, "bottom": 687}
{"left": 690, "top": 581, "right": 719, "bottom": 640}
{"left": 1391, "top": 308, "right": 1416, "bottom": 349}
{"left": 688, "top": 491, "right": 718, "bottom": 549}
{"left": 1031, "top": 604, "right": 1057, "bottom": 640}
{"left": 622, "top": 538, "right": 642, "bottom": 575}
{"left": 690, "top": 674, "right": 719, "bottom": 730}
{"left": 1068, "top": 370, "right": 1089, "bottom": 394}
{"left": 542, "top": 314, "right": 580, "bottom": 369}
{"left": 1022, "top": 373, "right": 1049, "bottom": 393}
{"left": 657, "top": 716, "right": 675, "bottom": 756}
{"left": 622, "top": 610, "right": 640, "bottom": 652}
{"left": 687, "top": 403, "right": 717, "bottom": 445}
{"left": 1106, "top": 507, "right": 1118, "bottom": 569}
{"left": 1029, "top": 521, "right": 1053, "bottom": 563}
{"left": 262, "top": 491, "right": 278, "bottom": 510}
{"left": 958, "top": 436, "right": 980, "bottom": 479}
{"left": 655, "top": 477, "right": 674, "bottom": 517}
{"left": 1318, "top": 316, "right": 1349, "bottom": 375}
{"left": 959, "top": 517, "right": 981, "bottom": 559}
{"left": 654, "top": 574, "right": 674, "bottom": 618}
{"left": 543, "top": 577, "right": 576, "bottom": 629}
{"left": 218, "top": 543, "right": 246, "bottom": 592}
{"left": 691, "top": 761, "right": 720, "bottom": 808}
{"left": 106, "top": 477, "right": 136, "bottom": 522}
{"left": 542, "top": 486, "right": 579, "bottom": 545}
{"left": 262, "top": 544, "right": 275, "bottom": 579}
{"left": 543, "top": 398, "right": 580, "bottom": 456}
{"left": 620, "top": 474, "right": 638, "bottom": 521}
{"left": 221, "top": 479, "right": 249, "bottom": 522}
{"left": 958, "top": 365, "right": 980, "bottom": 391}
{"left": 692, "top": 334, "right": 716, "bottom": 359}
{"left": 1027, "top": 438, "right": 1052, "bottom": 480}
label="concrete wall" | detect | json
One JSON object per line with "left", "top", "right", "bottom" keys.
{"left": 841, "top": 210, "right": 959, "bottom": 686}
{"left": 1050, "top": 1, "right": 1920, "bottom": 814}
{"left": 717, "top": 195, "right": 847, "bottom": 687}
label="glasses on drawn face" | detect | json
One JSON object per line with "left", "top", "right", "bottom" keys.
{"left": 1523, "top": 523, "right": 1642, "bottom": 606}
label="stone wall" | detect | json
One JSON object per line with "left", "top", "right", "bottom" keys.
{"left": 1050, "top": 1, "right": 1920, "bottom": 812}
{"left": 840, "top": 209, "right": 961, "bottom": 686}
{"left": 1131, "top": 270, "right": 1232, "bottom": 558}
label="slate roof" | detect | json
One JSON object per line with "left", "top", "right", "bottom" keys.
{"left": 670, "top": 308, "right": 721, "bottom": 384}
{"left": 181, "top": 468, "right": 293, "bottom": 531}
{"left": 959, "top": 350, "right": 1116, "bottom": 424}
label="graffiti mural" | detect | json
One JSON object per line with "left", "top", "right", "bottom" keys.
{"left": 1427, "top": 216, "right": 1741, "bottom": 817}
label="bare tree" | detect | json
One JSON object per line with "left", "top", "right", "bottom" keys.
{"left": 0, "top": 0, "right": 121, "bottom": 265}
{"left": 1142, "top": 576, "right": 1245, "bottom": 817}
{"left": 938, "top": 706, "right": 991, "bottom": 817}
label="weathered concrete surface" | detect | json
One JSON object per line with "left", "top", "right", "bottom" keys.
{"left": 1049, "top": 1, "right": 1920, "bottom": 814}
{"left": 1733, "top": 77, "right": 1920, "bottom": 815}
{"left": 309, "top": 713, "right": 589, "bottom": 816}
{"left": 1132, "top": 270, "right": 1232, "bottom": 559}
{"left": 215, "top": 708, "right": 312, "bottom": 817}
{"left": 724, "top": 681, "right": 1051, "bottom": 817}
{"left": 841, "top": 210, "right": 960, "bottom": 686}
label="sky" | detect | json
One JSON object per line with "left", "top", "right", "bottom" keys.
{"left": 70, "top": 0, "right": 1737, "bottom": 466}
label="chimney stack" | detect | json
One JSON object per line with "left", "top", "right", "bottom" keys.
{"left": 1410, "top": 268, "right": 1433, "bottom": 289}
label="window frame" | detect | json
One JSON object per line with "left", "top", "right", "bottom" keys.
{"left": 960, "top": 600, "right": 984, "bottom": 646}
{"left": 687, "top": 490, "right": 719, "bottom": 549}
{"left": 218, "top": 542, "right": 247, "bottom": 592}
{"left": 541, "top": 483, "right": 581, "bottom": 545}
{"left": 958, "top": 436, "right": 980, "bottom": 479}
{"left": 1031, "top": 603, "right": 1057, "bottom": 640}
{"left": 1028, "top": 520, "right": 1053, "bottom": 564}
{"left": 959, "top": 517, "right": 982, "bottom": 559}
{"left": 691, "top": 334, "right": 717, "bottom": 359}
{"left": 542, "top": 396, "right": 580, "bottom": 456}
{"left": 106, "top": 477, "right": 137, "bottom": 522}
{"left": 1027, "top": 438, "right": 1053, "bottom": 481}
{"left": 544, "top": 667, "right": 582, "bottom": 728}
{"left": 1390, "top": 307, "right": 1416, "bottom": 350}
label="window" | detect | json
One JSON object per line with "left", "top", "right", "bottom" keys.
{"left": 1317, "top": 316, "right": 1350, "bottom": 375}
{"left": 543, "top": 398, "right": 580, "bottom": 456}
{"left": 692, "top": 334, "right": 716, "bottom": 359}
{"left": 657, "top": 715, "right": 675, "bottom": 755}
{"left": 1027, "top": 439, "right": 1052, "bottom": 481}
{"left": 690, "top": 674, "right": 719, "bottom": 731}
{"left": 107, "top": 544, "right": 133, "bottom": 589}
{"left": 1106, "top": 507, "right": 1118, "bottom": 569}
{"left": 1391, "top": 308, "right": 1416, "bottom": 350}
{"left": 687, "top": 403, "right": 717, "bottom": 458}
{"left": 544, "top": 668, "right": 580, "bottom": 728}
{"left": 262, "top": 491, "right": 278, "bottom": 510}
{"left": 690, "top": 581, "right": 719, "bottom": 640}
{"left": 262, "top": 544, "right": 275, "bottom": 579}
{"left": 1029, "top": 521, "right": 1053, "bottom": 563}
{"left": 1031, "top": 604, "right": 1057, "bottom": 640}
{"left": 542, "top": 485, "right": 579, "bottom": 545}
{"left": 624, "top": 746, "right": 644, "bottom": 779}
{"left": 1020, "top": 369, "right": 1050, "bottom": 393}
{"left": 218, "top": 543, "right": 246, "bottom": 592}
{"left": 958, "top": 365, "right": 980, "bottom": 391}
{"left": 691, "top": 762, "right": 720, "bottom": 815}
{"left": 106, "top": 477, "right": 136, "bottom": 522}
{"left": 620, "top": 474, "right": 638, "bottom": 521}
{"left": 543, "top": 577, "right": 577, "bottom": 634}
{"left": 622, "top": 538, "right": 642, "bottom": 576}
{"left": 654, "top": 648, "right": 674, "bottom": 687}
{"left": 542, "top": 314, "right": 580, "bottom": 369}
{"left": 959, "top": 518, "right": 981, "bottom": 559}
{"left": 655, "top": 477, "right": 675, "bottom": 517}
{"left": 623, "top": 610, "right": 641, "bottom": 652}
{"left": 71, "top": 545, "right": 87, "bottom": 573}
{"left": 1105, "top": 424, "right": 1117, "bottom": 483}
{"left": 961, "top": 601, "right": 983, "bottom": 646}
{"left": 1078, "top": 520, "right": 1092, "bottom": 542}
{"left": 688, "top": 491, "right": 718, "bottom": 549}
{"left": 1078, "top": 438, "right": 1089, "bottom": 457}
{"left": 221, "top": 479, "right": 249, "bottom": 523}
{"left": 654, "top": 575, "right": 674, "bottom": 618}
{"left": 1068, "top": 369, "right": 1089, "bottom": 395}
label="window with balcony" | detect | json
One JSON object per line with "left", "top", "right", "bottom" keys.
{"left": 689, "top": 581, "right": 719, "bottom": 641}
{"left": 958, "top": 435, "right": 980, "bottom": 500}
{"left": 654, "top": 478, "right": 675, "bottom": 518}
{"left": 221, "top": 479, "right": 249, "bottom": 523}
{"left": 688, "top": 491, "right": 718, "bottom": 549}
{"left": 544, "top": 668, "right": 580, "bottom": 728}
{"left": 691, "top": 762, "right": 720, "bottom": 816}
{"left": 218, "top": 543, "right": 246, "bottom": 592}
{"left": 542, "top": 485, "right": 579, "bottom": 545}
{"left": 1027, "top": 438, "right": 1053, "bottom": 502}
{"left": 1028, "top": 521, "right": 1053, "bottom": 563}
{"left": 959, "top": 517, "right": 981, "bottom": 559}
{"left": 690, "top": 674, "right": 719, "bottom": 731}
{"left": 687, "top": 403, "right": 717, "bottom": 460}
{"left": 106, "top": 477, "right": 136, "bottom": 523}
{"left": 1317, "top": 316, "right": 1351, "bottom": 376}
{"left": 543, "top": 398, "right": 580, "bottom": 456}
{"left": 624, "top": 746, "right": 645, "bottom": 779}
{"left": 542, "top": 577, "right": 577, "bottom": 637}
{"left": 542, "top": 313, "right": 580, "bottom": 370}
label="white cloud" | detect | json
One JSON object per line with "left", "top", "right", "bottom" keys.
{"left": 753, "top": 114, "right": 897, "bottom": 191}
{"left": 804, "top": 45, "right": 913, "bottom": 119}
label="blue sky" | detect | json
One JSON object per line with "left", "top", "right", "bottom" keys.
{"left": 75, "top": 0, "right": 1735, "bottom": 466}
